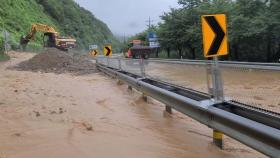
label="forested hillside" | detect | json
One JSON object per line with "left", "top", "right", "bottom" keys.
{"left": 0, "top": 0, "right": 120, "bottom": 51}
{"left": 132, "top": 0, "right": 280, "bottom": 62}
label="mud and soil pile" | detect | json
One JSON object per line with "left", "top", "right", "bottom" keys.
{"left": 14, "top": 48, "right": 97, "bottom": 75}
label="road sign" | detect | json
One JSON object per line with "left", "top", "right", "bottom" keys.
{"left": 148, "top": 32, "right": 160, "bottom": 48}
{"left": 148, "top": 32, "right": 157, "bottom": 39}
{"left": 149, "top": 41, "right": 160, "bottom": 48}
{"left": 201, "top": 14, "right": 228, "bottom": 57}
{"left": 89, "top": 49, "right": 99, "bottom": 57}
{"left": 89, "top": 44, "right": 98, "bottom": 50}
{"left": 103, "top": 45, "right": 112, "bottom": 57}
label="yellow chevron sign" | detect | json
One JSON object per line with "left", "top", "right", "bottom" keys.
{"left": 103, "top": 45, "right": 112, "bottom": 57}
{"left": 201, "top": 14, "right": 228, "bottom": 57}
{"left": 89, "top": 49, "right": 99, "bottom": 57}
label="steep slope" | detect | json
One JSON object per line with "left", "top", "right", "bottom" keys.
{"left": 35, "top": 0, "right": 120, "bottom": 49}
{"left": 0, "top": 0, "right": 58, "bottom": 48}
{"left": 0, "top": 0, "right": 120, "bottom": 50}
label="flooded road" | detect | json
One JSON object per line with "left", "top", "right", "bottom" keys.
{"left": 144, "top": 61, "right": 280, "bottom": 112}
{"left": 0, "top": 52, "right": 265, "bottom": 158}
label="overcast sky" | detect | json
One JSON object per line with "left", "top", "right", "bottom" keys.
{"left": 74, "top": 0, "right": 179, "bottom": 36}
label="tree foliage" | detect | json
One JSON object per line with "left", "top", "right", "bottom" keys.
{"left": 156, "top": 0, "right": 280, "bottom": 62}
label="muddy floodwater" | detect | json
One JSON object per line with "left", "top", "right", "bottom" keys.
{"left": 0, "top": 52, "right": 266, "bottom": 158}
{"left": 144, "top": 62, "right": 280, "bottom": 113}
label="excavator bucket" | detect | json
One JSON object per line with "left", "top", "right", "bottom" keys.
{"left": 20, "top": 36, "right": 29, "bottom": 45}
{"left": 20, "top": 36, "right": 30, "bottom": 50}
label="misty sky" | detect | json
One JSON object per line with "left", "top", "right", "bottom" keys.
{"left": 74, "top": 0, "right": 179, "bottom": 36}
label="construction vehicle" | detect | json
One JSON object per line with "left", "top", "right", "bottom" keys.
{"left": 20, "top": 23, "right": 77, "bottom": 51}
{"left": 124, "top": 40, "right": 154, "bottom": 59}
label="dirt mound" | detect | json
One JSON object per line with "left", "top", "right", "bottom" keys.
{"left": 14, "top": 48, "right": 97, "bottom": 75}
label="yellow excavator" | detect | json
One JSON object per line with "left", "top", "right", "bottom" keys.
{"left": 20, "top": 23, "right": 77, "bottom": 51}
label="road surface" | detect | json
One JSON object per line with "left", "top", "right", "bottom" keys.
{"left": 0, "top": 52, "right": 265, "bottom": 158}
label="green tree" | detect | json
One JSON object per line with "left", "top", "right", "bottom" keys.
{"left": 155, "top": 0, "right": 279, "bottom": 62}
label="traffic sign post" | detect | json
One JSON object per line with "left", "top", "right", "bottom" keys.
{"left": 212, "top": 56, "right": 224, "bottom": 102}
{"left": 201, "top": 14, "right": 228, "bottom": 149}
{"left": 211, "top": 56, "right": 224, "bottom": 149}
{"left": 140, "top": 58, "right": 145, "bottom": 77}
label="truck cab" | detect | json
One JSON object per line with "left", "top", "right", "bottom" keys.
{"left": 125, "top": 40, "right": 154, "bottom": 59}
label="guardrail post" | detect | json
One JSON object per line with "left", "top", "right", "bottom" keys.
{"left": 117, "top": 79, "right": 123, "bottom": 85}
{"left": 165, "top": 105, "right": 172, "bottom": 114}
{"left": 118, "top": 58, "right": 122, "bottom": 70}
{"left": 142, "top": 94, "right": 148, "bottom": 102}
{"left": 107, "top": 57, "right": 109, "bottom": 67}
{"left": 213, "top": 130, "right": 223, "bottom": 148}
{"left": 206, "top": 63, "right": 212, "bottom": 95}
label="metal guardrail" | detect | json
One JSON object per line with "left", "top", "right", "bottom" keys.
{"left": 148, "top": 58, "right": 280, "bottom": 71}
{"left": 95, "top": 57, "right": 280, "bottom": 157}
{"left": 95, "top": 57, "right": 280, "bottom": 110}
{"left": 94, "top": 57, "right": 280, "bottom": 71}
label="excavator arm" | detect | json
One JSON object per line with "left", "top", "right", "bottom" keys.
{"left": 20, "top": 23, "right": 58, "bottom": 45}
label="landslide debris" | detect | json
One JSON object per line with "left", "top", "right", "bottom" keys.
{"left": 14, "top": 48, "right": 97, "bottom": 75}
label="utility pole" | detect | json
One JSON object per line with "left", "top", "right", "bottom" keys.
{"left": 123, "top": 33, "right": 126, "bottom": 43}
{"left": 145, "top": 16, "right": 155, "bottom": 46}
{"left": 146, "top": 16, "right": 154, "bottom": 30}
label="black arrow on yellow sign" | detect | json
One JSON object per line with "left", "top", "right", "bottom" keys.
{"left": 94, "top": 50, "right": 98, "bottom": 56}
{"left": 105, "top": 47, "right": 111, "bottom": 56}
{"left": 204, "top": 16, "right": 225, "bottom": 56}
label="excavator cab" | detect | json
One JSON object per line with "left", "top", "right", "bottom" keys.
{"left": 43, "top": 32, "right": 56, "bottom": 47}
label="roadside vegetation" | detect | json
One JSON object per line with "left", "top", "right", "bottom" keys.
{"left": 0, "top": 53, "right": 10, "bottom": 61}
{"left": 130, "top": 0, "right": 280, "bottom": 62}
{"left": 0, "top": 34, "right": 9, "bottom": 61}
